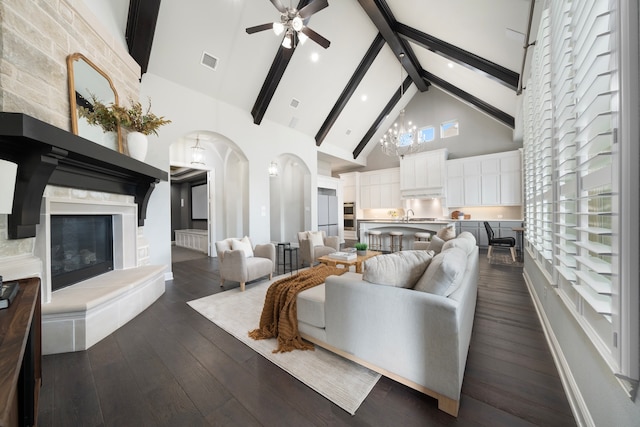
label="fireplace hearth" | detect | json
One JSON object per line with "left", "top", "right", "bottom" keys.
{"left": 50, "top": 215, "right": 114, "bottom": 291}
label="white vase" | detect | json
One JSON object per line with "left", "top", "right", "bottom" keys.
{"left": 127, "top": 131, "right": 148, "bottom": 161}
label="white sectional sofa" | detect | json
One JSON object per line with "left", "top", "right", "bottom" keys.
{"left": 296, "top": 232, "right": 479, "bottom": 417}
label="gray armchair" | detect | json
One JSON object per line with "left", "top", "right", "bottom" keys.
{"left": 215, "top": 237, "right": 275, "bottom": 291}
{"left": 297, "top": 230, "right": 340, "bottom": 266}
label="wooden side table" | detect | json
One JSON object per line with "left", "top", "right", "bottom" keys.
{"left": 512, "top": 227, "right": 525, "bottom": 261}
{"left": 0, "top": 277, "right": 42, "bottom": 427}
{"left": 317, "top": 250, "right": 382, "bottom": 273}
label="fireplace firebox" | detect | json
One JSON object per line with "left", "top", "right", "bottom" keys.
{"left": 50, "top": 215, "right": 114, "bottom": 291}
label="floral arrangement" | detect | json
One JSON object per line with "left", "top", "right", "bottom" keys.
{"left": 78, "top": 95, "right": 171, "bottom": 136}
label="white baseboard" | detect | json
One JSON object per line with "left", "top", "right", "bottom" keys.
{"left": 523, "top": 269, "right": 595, "bottom": 427}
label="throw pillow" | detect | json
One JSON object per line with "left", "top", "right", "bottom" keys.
{"left": 427, "top": 236, "right": 445, "bottom": 253}
{"left": 363, "top": 250, "right": 434, "bottom": 288}
{"left": 413, "top": 247, "right": 467, "bottom": 296}
{"left": 436, "top": 225, "right": 456, "bottom": 241}
{"left": 231, "top": 236, "right": 254, "bottom": 257}
{"left": 307, "top": 231, "right": 325, "bottom": 247}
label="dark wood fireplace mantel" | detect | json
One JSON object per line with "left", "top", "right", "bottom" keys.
{"left": 0, "top": 113, "right": 168, "bottom": 239}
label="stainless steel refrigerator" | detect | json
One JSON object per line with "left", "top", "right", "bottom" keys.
{"left": 318, "top": 194, "right": 338, "bottom": 236}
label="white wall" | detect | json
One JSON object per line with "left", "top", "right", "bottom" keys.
{"left": 356, "top": 86, "right": 520, "bottom": 173}
{"left": 140, "top": 73, "right": 320, "bottom": 267}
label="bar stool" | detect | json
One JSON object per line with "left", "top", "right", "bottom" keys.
{"left": 389, "top": 231, "right": 404, "bottom": 252}
{"left": 414, "top": 232, "right": 431, "bottom": 242}
{"left": 367, "top": 230, "right": 382, "bottom": 251}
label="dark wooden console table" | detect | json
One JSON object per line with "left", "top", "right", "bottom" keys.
{"left": 0, "top": 277, "right": 42, "bottom": 427}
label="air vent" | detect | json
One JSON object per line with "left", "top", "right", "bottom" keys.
{"left": 201, "top": 52, "right": 219, "bottom": 71}
{"left": 346, "top": 129, "right": 352, "bottom": 135}
{"left": 290, "top": 98, "right": 300, "bottom": 109}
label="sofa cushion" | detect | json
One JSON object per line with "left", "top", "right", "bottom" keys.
{"left": 231, "top": 236, "right": 254, "bottom": 257}
{"left": 427, "top": 236, "right": 446, "bottom": 253}
{"left": 363, "top": 250, "right": 434, "bottom": 288}
{"left": 297, "top": 284, "right": 326, "bottom": 328}
{"left": 442, "top": 234, "right": 476, "bottom": 255}
{"left": 414, "top": 247, "right": 467, "bottom": 296}
{"left": 436, "top": 226, "right": 456, "bottom": 241}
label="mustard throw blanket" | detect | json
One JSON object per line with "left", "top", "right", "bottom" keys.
{"left": 248, "top": 264, "right": 346, "bottom": 353}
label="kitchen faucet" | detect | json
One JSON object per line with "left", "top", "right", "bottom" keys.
{"left": 405, "top": 209, "right": 415, "bottom": 222}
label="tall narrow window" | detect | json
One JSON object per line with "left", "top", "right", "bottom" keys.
{"left": 522, "top": 0, "right": 635, "bottom": 380}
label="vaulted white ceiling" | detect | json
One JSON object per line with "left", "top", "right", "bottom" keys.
{"left": 143, "top": 0, "right": 536, "bottom": 170}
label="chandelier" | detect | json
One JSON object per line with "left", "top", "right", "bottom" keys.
{"left": 272, "top": 9, "right": 309, "bottom": 49}
{"left": 380, "top": 54, "right": 422, "bottom": 158}
{"left": 191, "top": 135, "right": 205, "bottom": 166}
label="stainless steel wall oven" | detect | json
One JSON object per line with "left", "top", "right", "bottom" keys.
{"left": 344, "top": 202, "right": 355, "bottom": 230}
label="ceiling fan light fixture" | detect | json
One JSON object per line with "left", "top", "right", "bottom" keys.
{"left": 273, "top": 21, "right": 285, "bottom": 35}
{"left": 282, "top": 32, "right": 292, "bottom": 49}
{"left": 298, "top": 31, "right": 308, "bottom": 45}
{"left": 292, "top": 16, "right": 304, "bottom": 32}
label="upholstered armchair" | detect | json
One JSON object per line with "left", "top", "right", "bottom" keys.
{"left": 215, "top": 236, "right": 275, "bottom": 291}
{"left": 297, "top": 230, "right": 340, "bottom": 266}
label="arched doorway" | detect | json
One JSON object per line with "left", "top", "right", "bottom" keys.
{"left": 169, "top": 131, "right": 250, "bottom": 256}
{"left": 269, "top": 154, "right": 312, "bottom": 244}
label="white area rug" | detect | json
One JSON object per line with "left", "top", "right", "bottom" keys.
{"left": 187, "top": 278, "right": 380, "bottom": 415}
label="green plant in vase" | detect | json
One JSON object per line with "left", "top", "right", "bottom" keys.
{"left": 354, "top": 242, "right": 368, "bottom": 255}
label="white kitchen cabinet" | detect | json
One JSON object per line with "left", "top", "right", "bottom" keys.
{"left": 340, "top": 172, "right": 357, "bottom": 203}
{"left": 358, "top": 168, "right": 400, "bottom": 209}
{"left": 445, "top": 161, "right": 464, "bottom": 207}
{"left": 400, "top": 149, "right": 448, "bottom": 198}
{"left": 444, "top": 150, "right": 521, "bottom": 207}
{"left": 499, "top": 152, "right": 522, "bottom": 205}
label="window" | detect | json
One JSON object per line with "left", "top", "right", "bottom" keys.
{"left": 418, "top": 126, "right": 435, "bottom": 143}
{"left": 523, "top": 0, "right": 638, "bottom": 383}
{"left": 440, "top": 120, "right": 459, "bottom": 138}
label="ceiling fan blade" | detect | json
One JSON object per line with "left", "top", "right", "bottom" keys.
{"left": 300, "top": 26, "right": 330, "bottom": 49}
{"left": 270, "top": 0, "right": 287, "bottom": 13}
{"left": 246, "top": 23, "right": 274, "bottom": 34}
{"left": 298, "top": 0, "right": 328, "bottom": 19}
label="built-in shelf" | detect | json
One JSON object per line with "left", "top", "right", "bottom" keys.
{"left": 0, "top": 113, "right": 168, "bottom": 239}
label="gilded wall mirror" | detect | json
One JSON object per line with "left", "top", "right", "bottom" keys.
{"left": 67, "top": 53, "right": 123, "bottom": 152}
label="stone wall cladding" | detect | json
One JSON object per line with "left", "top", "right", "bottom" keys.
{"left": 0, "top": 0, "right": 140, "bottom": 129}
{"left": 0, "top": 0, "right": 142, "bottom": 262}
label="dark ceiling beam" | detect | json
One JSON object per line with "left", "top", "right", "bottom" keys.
{"left": 251, "top": 46, "right": 296, "bottom": 125}
{"left": 422, "top": 70, "right": 514, "bottom": 128}
{"left": 125, "top": 0, "right": 161, "bottom": 76}
{"left": 352, "top": 76, "right": 413, "bottom": 159}
{"left": 396, "top": 22, "right": 519, "bottom": 91}
{"left": 357, "top": 0, "right": 429, "bottom": 92}
{"left": 315, "top": 33, "right": 386, "bottom": 146}
{"left": 251, "top": 0, "right": 312, "bottom": 125}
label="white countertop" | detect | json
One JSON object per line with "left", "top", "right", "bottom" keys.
{"left": 358, "top": 219, "right": 452, "bottom": 224}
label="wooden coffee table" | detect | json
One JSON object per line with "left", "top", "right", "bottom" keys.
{"left": 317, "top": 250, "right": 382, "bottom": 273}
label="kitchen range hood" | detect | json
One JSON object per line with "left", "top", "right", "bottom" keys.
{"left": 401, "top": 187, "right": 445, "bottom": 199}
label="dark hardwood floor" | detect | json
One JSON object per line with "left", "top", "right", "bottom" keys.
{"left": 37, "top": 248, "right": 576, "bottom": 426}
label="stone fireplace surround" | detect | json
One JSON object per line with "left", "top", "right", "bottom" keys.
{"left": 36, "top": 189, "right": 165, "bottom": 354}
{"left": 0, "top": 113, "right": 168, "bottom": 354}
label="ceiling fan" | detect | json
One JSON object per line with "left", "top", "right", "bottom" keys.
{"left": 246, "top": 0, "right": 330, "bottom": 49}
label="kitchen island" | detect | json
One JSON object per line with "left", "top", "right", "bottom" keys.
{"left": 359, "top": 219, "right": 454, "bottom": 251}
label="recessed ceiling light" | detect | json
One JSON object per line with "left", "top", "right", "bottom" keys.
{"left": 361, "top": 94, "right": 367, "bottom": 102}
{"left": 310, "top": 52, "right": 319, "bottom": 62}
{"left": 448, "top": 62, "right": 454, "bottom": 68}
